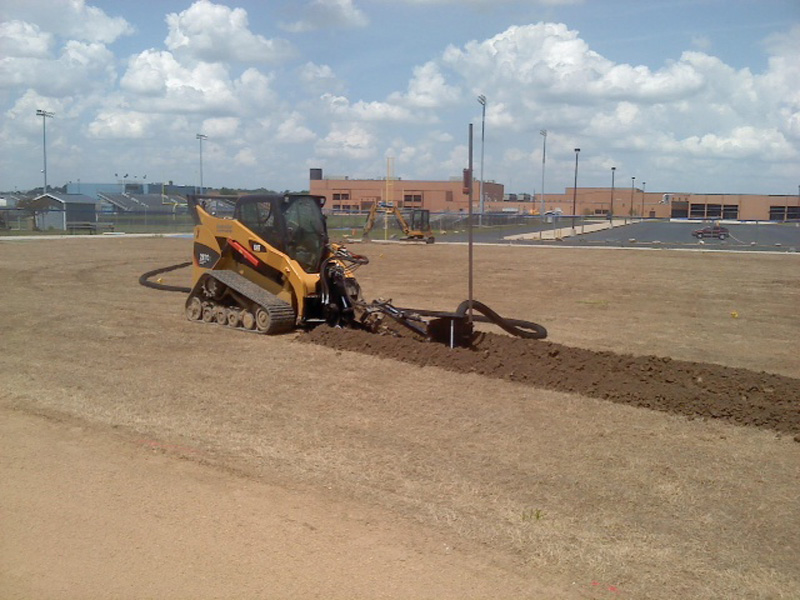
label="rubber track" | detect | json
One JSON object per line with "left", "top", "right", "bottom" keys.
{"left": 204, "top": 270, "right": 296, "bottom": 335}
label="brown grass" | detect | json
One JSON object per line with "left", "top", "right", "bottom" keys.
{"left": 1, "top": 237, "right": 799, "bottom": 599}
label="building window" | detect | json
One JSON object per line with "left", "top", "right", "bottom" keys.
{"left": 360, "top": 198, "right": 378, "bottom": 211}
{"left": 671, "top": 201, "right": 689, "bottom": 218}
{"left": 332, "top": 192, "right": 350, "bottom": 201}
{"left": 770, "top": 206, "right": 800, "bottom": 221}
{"left": 722, "top": 205, "right": 738, "bottom": 219}
{"left": 689, "top": 203, "right": 706, "bottom": 218}
{"left": 403, "top": 193, "right": 422, "bottom": 204}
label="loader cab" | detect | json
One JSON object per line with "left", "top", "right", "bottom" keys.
{"left": 235, "top": 194, "right": 329, "bottom": 273}
{"left": 410, "top": 209, "right": 430, "bottom": 233}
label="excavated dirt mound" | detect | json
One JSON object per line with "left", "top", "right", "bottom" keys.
{"left": 300, "top": 327, "right": 800, "bottom": 439}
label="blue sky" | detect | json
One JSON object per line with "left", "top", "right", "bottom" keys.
{"left": 1, "top": 0, "right": 798, "bottom": 195}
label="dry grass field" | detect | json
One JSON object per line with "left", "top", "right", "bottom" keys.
{"left": 1, "top": 236, "right": 799, "bottom": 599}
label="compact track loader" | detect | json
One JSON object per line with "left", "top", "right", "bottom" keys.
{"left": 169, "top": 193, "right": 545, "bottom": 347}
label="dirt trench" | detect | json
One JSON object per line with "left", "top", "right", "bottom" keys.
{"left": 300, "top": 327, "right": 800, "bottom": 440}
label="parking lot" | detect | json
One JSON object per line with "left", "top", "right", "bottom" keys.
{"left": 439, "top": 220, "right": 800, "bottom": 252}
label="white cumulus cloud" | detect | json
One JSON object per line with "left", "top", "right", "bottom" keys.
{"left": 165, "top": 0, "right": 294, "bottom": 64}
{"left": 315, "top": 123, "right": 376, "bottom": 159}
{"left": 321, "top": 93, "right": 416, "bottom": 122}
{"left": 88, "top": 110, "right": 153, "bottom": 139}
{"left": 0, "top": 20, "right": 53, "bottom": 58}
{"left": 389, "top": 61, "right": 461, "bottom": 109}
{"left": 0, "top": 0, "right": 133, "bottom": 44}
{"left": 276, "top": 112, "right": 317, "bottom": 143}
{"left": 432, "top": 20, "right": 798, "bottom": 172}
{"left": 0, "top": 39, "right": 115, "bottom": 96}
{"left": 299, "top": 62, "right": 345, "bottom": 94}
{"left": 121, "top": 50, "right": 278, "bottom": 116}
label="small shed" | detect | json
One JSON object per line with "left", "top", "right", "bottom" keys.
{"left": 34, "top": 193, "right": 97, "bottom": 230}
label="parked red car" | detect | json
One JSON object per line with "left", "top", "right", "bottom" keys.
{"left": 693, "top": 225, "right": 729, "bottom": 240}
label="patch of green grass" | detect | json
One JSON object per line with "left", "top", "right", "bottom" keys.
{"left": 521, "top": 508, "right": 544, "bottom": 522}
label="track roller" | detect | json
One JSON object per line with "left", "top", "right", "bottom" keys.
{"left": 186, "top": 297, "right": 203, "bottom": 321}
{"left": 184, "top": 271, "right": 297, "bottom": 335}
{"left": 241, "top": 310, "right": 256, "bottom": 330}
{"left": 202, "top": 304, "right": 216, "bottom": 323}
{"left": 255, "top": 307, "right": 272, "bottom": 333}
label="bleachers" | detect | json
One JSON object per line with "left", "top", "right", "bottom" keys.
{"left": 99, "top": 193, "right": 187, "bottom": 214}
{"left": 99, "top": 193, "right": 141, "bottom": 212}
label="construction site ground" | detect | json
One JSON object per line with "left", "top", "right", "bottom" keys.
{"left": 1, "top": 236, "right": 798, "bottom": 599}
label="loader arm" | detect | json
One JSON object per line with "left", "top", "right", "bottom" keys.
{"left": 362, "top": 202, "right": 379, "bottom": 237}
{"left": 391, "top": 205, "right": 412, "bottom": 236}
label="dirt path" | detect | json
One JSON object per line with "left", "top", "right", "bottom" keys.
{"left": 1, "top": 408, "right": 574, "bottom": 599}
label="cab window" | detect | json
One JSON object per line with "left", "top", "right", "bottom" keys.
{"left": 240, "top": 200, "right": 275, "bottom": 240}
{"left": 282, "top": 196, "right": 327, "bottom": 273}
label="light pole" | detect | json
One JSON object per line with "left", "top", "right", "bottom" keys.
{"left": 196, "top": 133, "right": 208, "bottom": 194}
{"left": 641, "top": 181, "right": 646, "bottom": 219}
{"left": 792, "top": 183, "right": 800, "bottom": 222}
{"left": 630, "top": 176, "right": 636, "bottom": 218}
{"left": 36, "top": 109, "right": 54, "bottom": 194}
{"left": 540, "top": 129, "right": 547, "bottom": 218}
{"left": 572, "top": 148, "right": 580, "bottom": 234}
{"left": 467, "top": 123, "right": 474, "bottom": 323}
{"left": 477, "top": 95, "right": 486, "bottom": 226}
{"left": 610, "top": 166, "right": 616, "bottom": 222}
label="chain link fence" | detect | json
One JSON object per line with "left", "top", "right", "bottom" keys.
{"left": 1, "top": 207, "right": 594, "bottom": 238}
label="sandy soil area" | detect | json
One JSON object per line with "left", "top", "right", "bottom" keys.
{"left": 1, "top": 236, "right": 798, "bottom": 599}
{"left": 2, "top": 408, "right": 563, "bottom": 599}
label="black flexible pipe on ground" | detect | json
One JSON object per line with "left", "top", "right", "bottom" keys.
{"left": 456, "top": 299, "right": 547, "bottom": 339}
{"left": 138, "top": 262, "right": 192, "bottom": 293}
{"left": 397, "top": 300, "right": 547, "bottom": 340}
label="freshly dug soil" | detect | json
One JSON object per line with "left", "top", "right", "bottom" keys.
{"left": 301, "top": 327, "right": 800, "bottom": 438}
